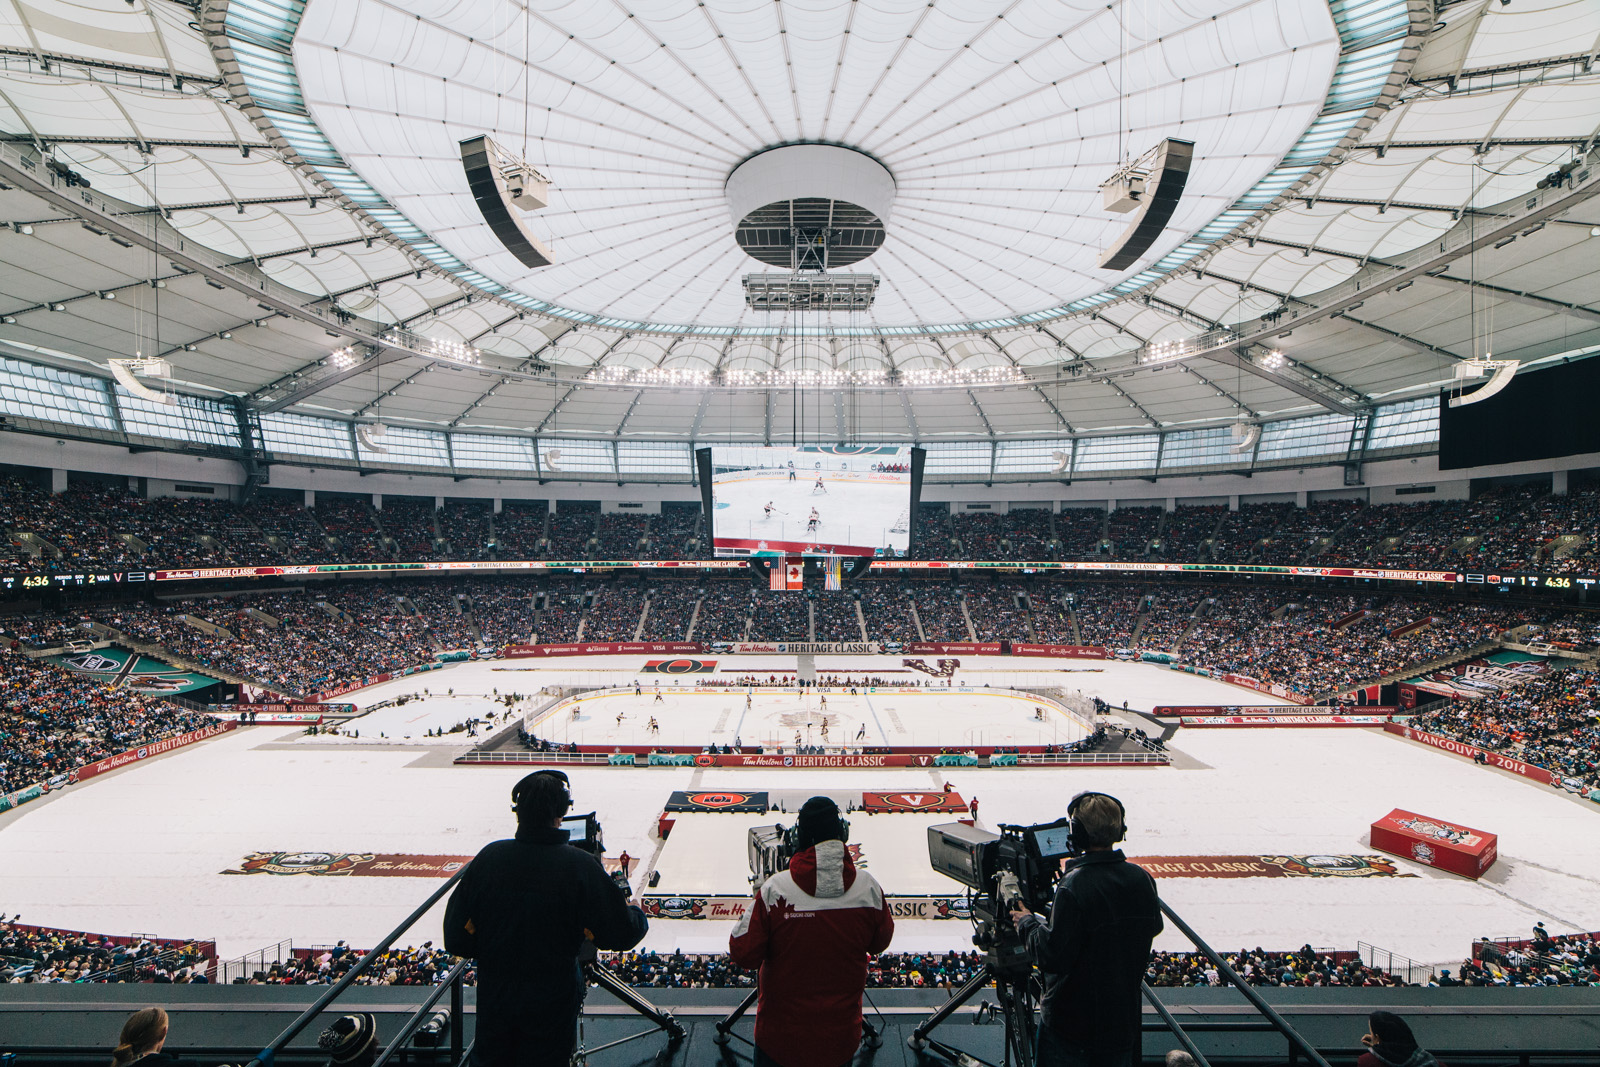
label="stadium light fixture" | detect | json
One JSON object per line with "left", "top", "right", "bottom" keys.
{"left": 1258, "top": 349, "right": 1287, "bottom": 371}
{"left": 109, "top": 358, "right": 176, "bottom": 406}
{"left": 1229, "top": 420, "right": 1260, "bottom": 453}
{"left": 356, "top": 423, "right": 389, "bottom": 453}
{"left": 1448, "top": 358, "right": 1519, "bottom": 407}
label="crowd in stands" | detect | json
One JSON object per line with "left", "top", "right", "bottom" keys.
{"left": 232, "top": 942, "right": 470, "bottom": 986}
{"left": 1460, "top": 926, "right": 1600, "bottom": 986}
{"left": 811, "top": 592, "right": 865, "bottom": 642}
{"left": 10, "top": 576, "right": 1598, "bottom": 708}
{"left": 0, "top": 919, "right": 211, "bottom": 984}
{"left": 0, "top": 651, "right": 215, "bottom": 796}
{"left": 640, "top": 583, "right": 698, "bottom": 640}
{"left": 745, "top": 590, "right": 811, "bottom": 642}
{"left": 1411, "top": 668, "right": 1600, "bottom": 792}
{"left": 1146, "top": 946, "right": 1410, "bottom": 987}
{"left": 16, "top": 473, "right": 1600, "bottom": 573}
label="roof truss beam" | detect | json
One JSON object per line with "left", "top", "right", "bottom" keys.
{"left": 1423, "top": 273, "right": 1600, "bottom": 325}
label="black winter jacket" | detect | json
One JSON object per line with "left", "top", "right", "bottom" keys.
{"left": 1016, "top": 849, "right": 1162, "bottom": 1058}
{"left": 443, "top": 825, "right": 647, "bottom": 1067}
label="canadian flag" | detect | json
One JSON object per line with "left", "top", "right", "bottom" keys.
{"left": 786, "top": 563, "right": 804, "bottom": 588}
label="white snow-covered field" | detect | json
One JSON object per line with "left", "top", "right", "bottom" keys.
{"left": 1, "top": 656, "right": 1596, "bottom": 967}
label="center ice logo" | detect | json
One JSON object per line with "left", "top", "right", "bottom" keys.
{"left": 686, "top": 792, "right": 751, "bottom": 808}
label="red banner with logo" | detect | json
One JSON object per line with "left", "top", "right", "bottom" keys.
{"left": 503, "top": 641, "right": 706, "bottom": 659}
{"left": 222, "top": 852, "right": 471, "bottom": 877}
{"left": 1009, "top": 644, "right": 1108, "bottom": 659}
{"left": 1179, "top": 715, "right": 1389, "bottom": 727}
{"left": 905, "top": 642, "right": 1002, "bottom": 655}
{"left": 1220, "top": 672, "right": 1311, "bottom": 704}
{"left": 1369, "top": 808, "right": 1497, "bottom": 880}
{"left": 1155, "top": 705, "right": 1396, "bottom": 717}
{"left": 693, "top": 752, "right": 933, "bottom": 768}
{"left": 1383, "top": 722, "right": 1555, "bottom": 785}
{"left": 311, "top": 675, "right": 392, "bottom": 701}
{"left": 862, "top": 791, "right": 968, "bottom": 813}
{"left": 70, "top": 721, "right": 236, "bottom": 784}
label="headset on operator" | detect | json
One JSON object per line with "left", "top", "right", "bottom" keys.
{"left": 913, "top": 791, "right": 1161, "bottom": 1067}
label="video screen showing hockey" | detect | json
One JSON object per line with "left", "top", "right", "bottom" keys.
{"left": 710, "top": 445, "right": 911, "bottom": 557}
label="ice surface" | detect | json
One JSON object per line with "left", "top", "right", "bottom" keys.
{"left": 1, "top": 657, "right": 1594, "bottom": 968}
{"left": 712, "top": 472, "right": 910, "bottom": 552}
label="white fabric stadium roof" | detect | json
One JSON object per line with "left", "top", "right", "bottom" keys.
{"left": 0, "top": 0, "right": 1597, "bottom": 448}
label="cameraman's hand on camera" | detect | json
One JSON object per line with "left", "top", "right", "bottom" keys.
{"left": 1009, "top": 901, "right": 1032, "bottom": 927}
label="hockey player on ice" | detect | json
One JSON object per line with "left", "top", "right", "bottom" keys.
{"left": 807, "top": 508, "right": 821, "bottom": 533}
{"left": 812, "top": 475, "right": 827, "bottom": 494}
{"left": 763, "top": 501, "right": 777, "bottom": 520}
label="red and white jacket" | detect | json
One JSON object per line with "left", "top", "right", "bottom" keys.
{"left": 729, "top": 840, "right": 895, "bottom": 1067}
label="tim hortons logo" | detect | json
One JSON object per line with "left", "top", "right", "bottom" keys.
{"left": 687, "top": 792, "right": 751, "bottom": 808}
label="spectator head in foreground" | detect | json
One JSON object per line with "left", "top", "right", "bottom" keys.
{"left": 110, "top": 1007, "right": 172, "bottom": 1067}
{"left": 1359, "top": 1010, "right": 1442, "bottom": 1067}
{"left": 1011, "top": 792, "right": 1162, "bottom": 1067}
{"left": 443, "top": 769, "right": 647, "bottom": 1067}
{"left": 729, "top": 795, "right": 895, "bottom": 1067}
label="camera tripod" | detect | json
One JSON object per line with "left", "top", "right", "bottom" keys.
{"left": 711, "top": 983, "right": 883, "bottom": 1055}
{"left": 572, "top": 946, "right": 685, "bottom": 1065}
{"left": 908, "top": 961, "right": 1039, "bottom": 1067}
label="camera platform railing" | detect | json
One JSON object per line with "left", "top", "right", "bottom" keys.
{"left": 907, "top": 899, "right": 1334, "bottom": 1067}
{"left": 239, "top": 862, "right": 682, "bottom": 1067}
{"left": 710, "top": 984, "right": 882, "bottom": 1054}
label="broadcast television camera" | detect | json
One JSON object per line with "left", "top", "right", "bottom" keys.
{"left": 926, "top": 817, "right": 1076, "bottom": 977}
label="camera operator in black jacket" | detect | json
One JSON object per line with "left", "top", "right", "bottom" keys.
{"left": 444, "top": 770, "right": 647, "bottom": 1067}
{"left": 1009, "top": 792, "right": 1162, "bottom": 1067}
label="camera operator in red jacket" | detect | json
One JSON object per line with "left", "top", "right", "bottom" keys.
{"left": 729, "top": 796, "right": 895, "bottom": 1067}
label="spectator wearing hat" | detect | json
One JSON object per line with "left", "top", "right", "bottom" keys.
{"left": 729, "top": 796, "right": 895, "bottom": 1067}
{"left": 444, "top": 771, "right": 646, "bottom": 1067}
{"left": 1358, "top": 1010, "right": 1443, "bottom": 1067}
{"left": 318, "top": 1013, "right": 377, "bottom": 1067}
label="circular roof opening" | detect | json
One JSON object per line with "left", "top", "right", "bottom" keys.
{"left": 725, "top": 144, "right": 895, "bottom": 270}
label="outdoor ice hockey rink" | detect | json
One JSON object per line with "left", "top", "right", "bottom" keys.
{"left": 528, "top": 686, "right": 1096, "bottom": 751}
{"left": 1, "top": 655, "right": 1597, "bottom": 969}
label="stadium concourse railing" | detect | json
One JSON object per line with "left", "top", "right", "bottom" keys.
{"left": 244, "top": 868, "right": 473, "bottom": 1067}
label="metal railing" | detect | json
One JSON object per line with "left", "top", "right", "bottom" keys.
{"left": 1358, "top": 940, "right": 1436, "bottom": 986}
{"left": 1153, "top": 901, "right": 1335, "bottom": 1067}
{"left": 455, "top": 750, "right": 616, "bottom": 765}
{"left": 218, "top": 939, "right": 296, "bottom": 985}
{"left": 1017, "top": 752, "right": 1170, "bottom": 765}
{"left": 245, "top": 868, "right": 471, "bottom": 1067}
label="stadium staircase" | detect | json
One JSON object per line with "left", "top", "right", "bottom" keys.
{"left": 682, "top": 595, "right": 703, "bottom": 640}
{"left": 853, "top": 597, "right": 869, "bottom": 642}
{"left": 958, "top": 593, "right": 978, "bottom": 642}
